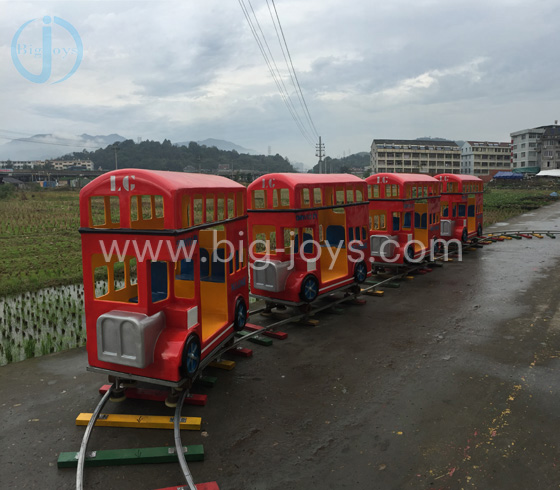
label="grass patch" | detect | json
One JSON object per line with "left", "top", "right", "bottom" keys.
{"left": 483, "top": 188, "right": 557, "bottom": 227}
{"left": 0, "top": 189, "right": 82, "bottom": 297}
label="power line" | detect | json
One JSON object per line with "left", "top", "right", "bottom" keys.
{"left": 238, "top": 0, "right": 319, "bottom": 147}
{"left": 240, "top": 0, "right": 315, "bottom": 146}
{"left": 267, "top": 0, "right": 320, "bottom": 140}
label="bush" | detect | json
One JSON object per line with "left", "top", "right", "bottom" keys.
{"left": 0, "top": 184, "right": 15, "bottom": 200}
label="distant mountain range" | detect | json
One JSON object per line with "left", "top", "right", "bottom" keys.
{"left": 0, "top": 133, "right": 126, "bottom": 161}
{"left": 0, "top": 133, "right": 258, "bottom": 161}
{"left": 174, "top": 138, "right": 257, "bottom": 155}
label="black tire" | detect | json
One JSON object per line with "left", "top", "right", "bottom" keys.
{"left": 233, "top": 298, "right": 248, "bottom": 331}
{"left": 462, "top": 229, "right": 469, "bottom": 243}
{"left": 477, "top": 224, "right": 483, "bottom": 237}
{"left": 299, "top": 275, "right": 319, "bottom": 303}
{"left": 180, "top": 335, "right": 201, "bottom": 379}
{"left": 354, "top": 261, "right": 368, "bottom": 283}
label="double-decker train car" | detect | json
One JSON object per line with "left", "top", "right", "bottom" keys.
{"left": 247, "top": 173, "right": 371, "bottom": 305}
{"left": 435, "top": 173, "right": 483, "bottom": 242}
{"left": 79, "top": 169, "right": 249, "bottom": 391}
{"left": 365, "top": 173, "right": 442, "bottom": 265}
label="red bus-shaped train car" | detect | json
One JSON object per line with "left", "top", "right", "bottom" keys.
{"left": 79, "top": 169, "right": 249, "bottom": 387}
{"left": 435, "top": 173, "right": 483, "bottom": 242}
{"left": 365, "top": 173, "right": 442, "bottom": 265}
{"left": 247, "top": 173, "right": 371, "bottom": 305}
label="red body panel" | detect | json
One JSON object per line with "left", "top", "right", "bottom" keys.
{"left": 365, "top": 173, "right": 442, "bottom": 264}
{"left": 435, "top": 173, "right": 484, "bottom": 241}
{"left": 80, "top": 169, "right": 249, "bottom": 384}
{"left": 247, "top": 173, "right": 371, "bottom": 304}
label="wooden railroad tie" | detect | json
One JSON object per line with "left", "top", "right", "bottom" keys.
{"left": 98, "top": 385, "right": 207, "bottom": 406}
{"left": 244, "top": 322, "right": 288, "bottom": 340}
{"left": 58, "top": 445, "right": 204, "bottom": 468}
{"left": 235, "top": 330, "right": 273, "bottom": 346}
{"left": 363, "top": 289, "right": 384, "bottom": 297}
{"left": 76, "top": 413, "right": 201, "bottom": 430}
{"left": 228, "top": 346, "right": 253, "bottom": 358}
{"left": 155, "top": 482, "right": 220, "bottom": 490}
{"left": 209, "top": 360, "right": 236, "bottom": 371}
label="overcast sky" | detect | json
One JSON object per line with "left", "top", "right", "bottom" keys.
{"left": 2, "top": 0, "right": 560, "bottom": 168}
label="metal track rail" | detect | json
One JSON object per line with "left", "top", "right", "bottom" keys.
{"left": 76, "top": 383, "right": 114, "bottom": 490}
{"left": 174, "top": 390, "right": 197, "bottom": 490}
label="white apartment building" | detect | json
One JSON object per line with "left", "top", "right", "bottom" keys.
{"left": 510, "top": 128, "right": 544, "bottom": 168}
{"left": 460, "top": 141, "right": 511, "bottom": 175}
{"left": 370, "top": 139, "right": 461, "bottom": 174}
{"left": 48, "top": 159, "right": 94, "bottom": 171}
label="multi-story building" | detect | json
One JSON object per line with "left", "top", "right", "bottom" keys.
{"left": 370, "top": 139, "right": 461, "bottom": 174}
{"left": 536, "top": 125, "right": 560, "bottom": 170}
{"left": 48, "top": 159, "right": 94, "bottom": 171}
{"left": 460, "top": 141, "right": 511, "bottom": 175}
{"left": 510, "top": 128, "right": 544, "bottom": 168}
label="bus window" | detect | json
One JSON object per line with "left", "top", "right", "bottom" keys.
{"left": 385, "top": 185, "right": 391, "bottom": 198}
{"left": 130, "top": 195, "right": 165, "bottom": 229}
{"left": 442, "top": 203, "right": 449, "bottom": 217}
{"left": 150, "top": 261, "right": 168, "bottom": 303}
{"left": 412, "top": 187, "right": 417, "bottom": 199}
{"left": 468, "top": 205, "right": 475, "bottom": 217}
{"left": 458, "top": 204, "right": 466, "bottom": 217}
{"left": 175, "top": 258, "right": 195, "bottom": 299}
{"left": 272, "top": 189, "right": 279, "bottom": 208}
{"left": 90, "top": 196, "right": 120, "bottom": 228}
{"left": 373, "top": 185, "right": 380, "bottom": 198}
{"left": 93, "top": 255, "right": 138, "bottom": 302}
{"left": 392, "top": 185, "right": 398, "bottom": 198}
{"left": 280, "top": 189, "right": 290, "bottom": 208}
{"left": 319, "top": 224, "right": 324, "bottom": 242}
{"left": 356, "top": 188, "right": 363, "bottom": 202}
{"left": 380, "top": 213, "right": 386, "bottom": 229}
{"left": 217, "top": 194, "right": 226, "bottom": 220}
{"left": 452, "top": 203, "right": 457, "bottom": 217}
{"left": 181, "top": 195, "right": 191, "bottom": 228}
{"left": 313, "top": 188, "right": 322, "bottom": 206}
{"left": 295, "top": 227, "right": 314, "bottom": 254}
{"left": 336, "top": 187, "right": 345, "bottom": 205}
{"left": 193, "top": 196, "right": 203, "bottom": 225}
{"left": 403, "top": 212, "right": 411, "bottom": 229}
{"left": 253, "top": 190, "right": 266, "bottom": 209}
{"left": 362, "top": 227, "right": 367, "bottom": 240}
{"left": 392, "top": 212, "right": 400, "bottom": 231}
{"left": 227, "top": 195, "right": 235, "bottom": 218}
{"left": 421, "top": 214, "right": 427, "bottom": 228}
{"left": 284, "top": 228, "right": 297, "bottom": 252}
{"left": 206, "top": 195, "right": 215, "bottom": 222}
{"left": 302, "top": 188, "right": 311, "bottom": 207}
{"left": 415, "top": 213, "right": 420, "bottom": 228}
{"left": 346, "top": 188, "right": 354, "bottom": 203}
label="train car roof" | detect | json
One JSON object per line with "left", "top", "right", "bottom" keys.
{"left": 81, "top": 169, "right": 245, "bottom": 197}
{"left": 434, "top": 173, "right": 483, "bottom": 183}
{"left": 365, "top": 173, "right": 439, "bottom": 185}
{"left": 248, "top": 173, "right": 366, "bottom": 191}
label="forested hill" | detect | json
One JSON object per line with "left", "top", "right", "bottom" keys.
{"left": 60, "top": 139, "right": 295, "bottom": 173}
{"left": 311, "top": 152, "right": 370, "bottom": 173}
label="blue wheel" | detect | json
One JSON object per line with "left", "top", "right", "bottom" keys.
{"left": 299, "top": 275, "right": 319, "bottom": 303}
{"left": 181, "top": 335, "right": 200, "bottom": 379}
{"left": 233, "top": 298, "right": 247, "bottom": 331}
{"left": 354, "top": 261, "right": 367, "bottom": 283}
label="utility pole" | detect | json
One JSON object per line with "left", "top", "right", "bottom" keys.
{"left": 316, "top": 136, "right": 325, "bottom": 173}
{"left": 113, "top": 143, "right": 120, "bottom": 170}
